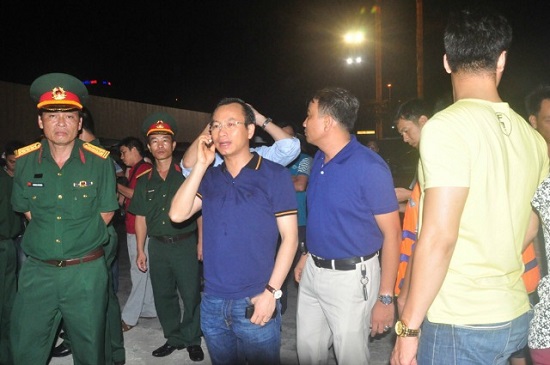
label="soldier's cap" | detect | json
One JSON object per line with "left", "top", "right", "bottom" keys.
{"left": 142, "top": 112, "right": 178, "bottom": 137}
{"left": 30, "top": 73, "right": 88, "bottom": 112}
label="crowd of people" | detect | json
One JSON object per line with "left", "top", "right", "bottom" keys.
{"left": 2, "top": 5, "right": 550, "bottom": 365}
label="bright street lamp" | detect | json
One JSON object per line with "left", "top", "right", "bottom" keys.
{"left": 344, "top": 31, "right": 365, "bottom": 44}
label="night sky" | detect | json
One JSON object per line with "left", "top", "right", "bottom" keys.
{"left": 1, "top": 0, "right": 550, "bottom": 132}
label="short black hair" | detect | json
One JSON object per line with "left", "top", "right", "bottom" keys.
{"left": 4, "top": 140, "right": 24, "bottom": 156}
{"left": 393, "top": 99, "right": 431, "bottom": 126}
{"left": 119, "top": 136, "right": 146, "bottom": 157}
{"left": 311, "top": 87, "right": 359, "bottom": 132}
{"left": 444, "top": 7, "right": 512, "bottom": 73}
{"left": 212, "top": 98, "right": 255, "bottom": 126}
{"left": 525, "top": 85, "right": 550, "bottom": 117}
{"left": 81, "top": 106, "right": 96, "bottom": 135}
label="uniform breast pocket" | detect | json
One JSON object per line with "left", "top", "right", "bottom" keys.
{"left": 24, "top": 187, "right": 49, "bottom": 211}
{"left": 146, "top": 189, "right": 156, "bottom": 202}
{"left": 67, "top": 185, "right": 98, "bottom": 219}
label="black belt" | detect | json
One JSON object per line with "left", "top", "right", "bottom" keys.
{"left": 311, "top": 252, "right": 378, "bottom": 271}
{"left": 152, "top": 231, "right": 195, "bottom": 243}
{"left": 38, "top": 247, "right": 104, "bottom": 268}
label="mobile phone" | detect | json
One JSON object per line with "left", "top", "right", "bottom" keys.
{"left": 245, "top": 305, "right": 254, "bottom": 319}
{"left": 245, "top": 304, "right": 278, "bottom": 319}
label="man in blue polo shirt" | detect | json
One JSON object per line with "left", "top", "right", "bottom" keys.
{"left": 294, "top": 87, "right": 401, "bottom": 364}
{"left": 169, "top": 97, "right": 298, "bottom": 365}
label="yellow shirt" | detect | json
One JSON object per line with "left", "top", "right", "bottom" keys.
{"left": 418, "top": 99, "right": 549, "bottom": 324}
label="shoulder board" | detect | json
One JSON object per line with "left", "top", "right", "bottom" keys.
{"left": 136, "top": 168, "right": 153, "bottom": 179}
{"left": 83, "top": 142, "right": 110, "bottom": 159}
{"left": 15, "top": 142, "right": 41, "bottom": 158}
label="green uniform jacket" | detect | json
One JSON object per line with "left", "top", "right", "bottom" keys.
{"left": 11, "top": 139, "right": 119, "bottom": 260}
{"left": 129, "top": 162, "right": 196, "bottom": 236}
{"left": 0, "top": 168, "right": 21, "bottom": 240}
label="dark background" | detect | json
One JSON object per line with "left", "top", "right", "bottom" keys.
{"left": 1, "top": 0, "right": 549, "bottom": 134}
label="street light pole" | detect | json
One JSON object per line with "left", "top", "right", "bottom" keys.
{"left": 374, "top": 0, "right": 383, "bottom": 138}
{"left": 416, "top": 0, "right": 424, "bottom": 98}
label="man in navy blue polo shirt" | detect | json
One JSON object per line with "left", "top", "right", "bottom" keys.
{"left": 294, "top": 87, "right": 401, "bottom": 364}
{"left": 169, "top": 97, "right": 298, "bottom": 365}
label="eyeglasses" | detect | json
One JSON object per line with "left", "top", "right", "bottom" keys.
{"left": 210, "top": 121, "right": 246, "bottom": 133}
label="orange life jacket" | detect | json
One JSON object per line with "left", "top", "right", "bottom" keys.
{"left": 393, "top": 182, "right": 540, "bottom": 295}
{"left": 522, "top": 242, "right": 541, "bottom": 294}
{"left": 394, "top": 182, "right": 420, "bottom": 296}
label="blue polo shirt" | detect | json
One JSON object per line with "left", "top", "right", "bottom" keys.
{"left": 198, "top": 153, "right": 297, "bottom": 299}
{"left": 306, "top": 136, "right": 398, "bottom": 259}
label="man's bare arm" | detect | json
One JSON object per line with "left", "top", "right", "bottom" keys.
{"left": 391, "top": 186, "right": 468, "bottom": 365}
{"left": 101, "top": 211, "right": 115, "bottom": 225}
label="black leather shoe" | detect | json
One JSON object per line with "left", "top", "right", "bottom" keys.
{"left": 114, "top": 361, "right": 125, "bottom": 365}
{"left": 51, "top": 342, "right": 72, "bottom": 357}
{"left": 152, "top": 342, "right": 184, "bottom": 357}
{"left": 187, "top": 345, "right": 204, "bottom": 362}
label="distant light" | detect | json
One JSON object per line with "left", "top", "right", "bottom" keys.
{"left": 344, "top": 31, "right": 365, "bottom": 44}
{"left": 356, "top": 130, "right": 376, "bottom": 135}
{"left": 387, "top": 83, "right": 392, "bottom": 88}
{"left": 346, "top": 56, "right": 364, "bottom": 66}
{"left": 83, "top": 79, "right": 112, "bottom": 86}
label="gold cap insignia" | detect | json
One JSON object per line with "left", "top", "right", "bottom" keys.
{"left": 52, "top": 87, "right": 67, "bottom": 101}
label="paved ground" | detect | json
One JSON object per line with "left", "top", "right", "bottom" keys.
{"left": 50, "top": 222, "right": 395, "bottom": 364}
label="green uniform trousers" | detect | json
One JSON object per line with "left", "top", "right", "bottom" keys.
{"left": 11, "top": 254, "right": 108, "bottom": 365}
{"left": 149, "top": 235, "right": 202, "bottom": 347}
{"left": 0, "top": 238, "right": 16, "bottom": 365}
{"left": 63, "top": 225, "right": 125, "bottom": 364}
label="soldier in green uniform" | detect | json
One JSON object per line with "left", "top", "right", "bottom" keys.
{"left": 129, "top": 112, "right": 204, "bottom": 362}
{"left": 10, "top": 73, "right": 119, "bottom": 365}
{"left": 0, "top": 147, "right": 22, "bottom": 365}
{"left": 51, "top": 107, "right": 126, "bottom": 365}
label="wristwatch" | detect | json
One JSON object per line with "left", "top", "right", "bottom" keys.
{"left": 265, "top": 284, "right": 283, "bottom": 299}
{"left": 378, "top": 294, "right": 393, "bottom": 305}
{"left": 395, "top": 320, "right": 420, "bottom": 337}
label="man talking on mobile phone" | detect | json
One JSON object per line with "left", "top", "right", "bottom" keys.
{"left": 169, "top": 97, "right": 298, "bottom": 365}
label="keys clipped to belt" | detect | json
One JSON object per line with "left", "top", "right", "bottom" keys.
{"left": 360, "top": 263, "right": 369, "bottom": 301}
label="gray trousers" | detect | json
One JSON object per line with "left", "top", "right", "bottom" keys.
{"left": 121, "top": 234, "right": 156, "bottom": 326}
{"left": 297, "top": 254, "right": 380, "bottom": 365}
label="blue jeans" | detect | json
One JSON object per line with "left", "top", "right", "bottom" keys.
{"left": 201, "top": 293, "right": 281, "bottom": 365}
{"left": 418, "top": 311, "right": 532, "bottom": 365}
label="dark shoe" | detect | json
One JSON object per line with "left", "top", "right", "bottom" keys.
{"left": 51, "top": 342, "right": 72, "bottom": 357}
{"left": 187, "top": 345, "right": 204, "bottom": 362}
{"left": 114, "top": 361, "right": 125, "bottom": 365}
{"left": 121, "top": 320, "right": 134, "bottom": 332}
{"left": 152, "top": 342, "right": 184, "bottom": 357}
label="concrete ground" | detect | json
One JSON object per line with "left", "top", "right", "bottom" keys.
{"left": 50, "top": 222, "right": 395, "bottom": 365}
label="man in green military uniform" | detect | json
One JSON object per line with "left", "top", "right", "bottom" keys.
{"left": 129, "top": 112, "right": 204, "bottom": 361}
{"left": 0, "top": 147, "right": 23, "bottom": 365}
{"left": 10, "top": 72, "right": 119, "bottom": 364}
{"left": 51, "top": 107, "right": 126, "bottom": 365}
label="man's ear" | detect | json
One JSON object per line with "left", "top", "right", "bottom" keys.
{"left": 418, "top": 115, "right": 428, "bottom": 128}
{"left": 323, "top": 114, "right": 334, "bottom": 131}
{"left": 37, "top": 115, "right": 44, "bottom": 130}
{"left": 247, "top": 123, "right": 256, "bottom": 139}
{"left": 529, "top": 115, "right": 538, "bottom": 129}
{"left": 496, "top": 51, "right": 507, "bottom": 73}
{"left": 443, "top": 54, "right": 452, "bottom": 74}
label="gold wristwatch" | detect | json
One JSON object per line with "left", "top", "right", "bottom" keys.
{"left": 395, "top": 320, "right": 420, "bottom": 337}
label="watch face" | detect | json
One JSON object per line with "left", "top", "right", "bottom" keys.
{"left": 395, "top": 321, "right": 404, "bottom": 336}
{"left": 274, "top": 290, "right": 283, "bottom": 299}
{"left": 379, "top": 295, "right": 393, "bottom": 305}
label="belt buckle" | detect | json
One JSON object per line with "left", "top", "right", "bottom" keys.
{"left": 56, "top": 260, "right": 66, "bottom": 267}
